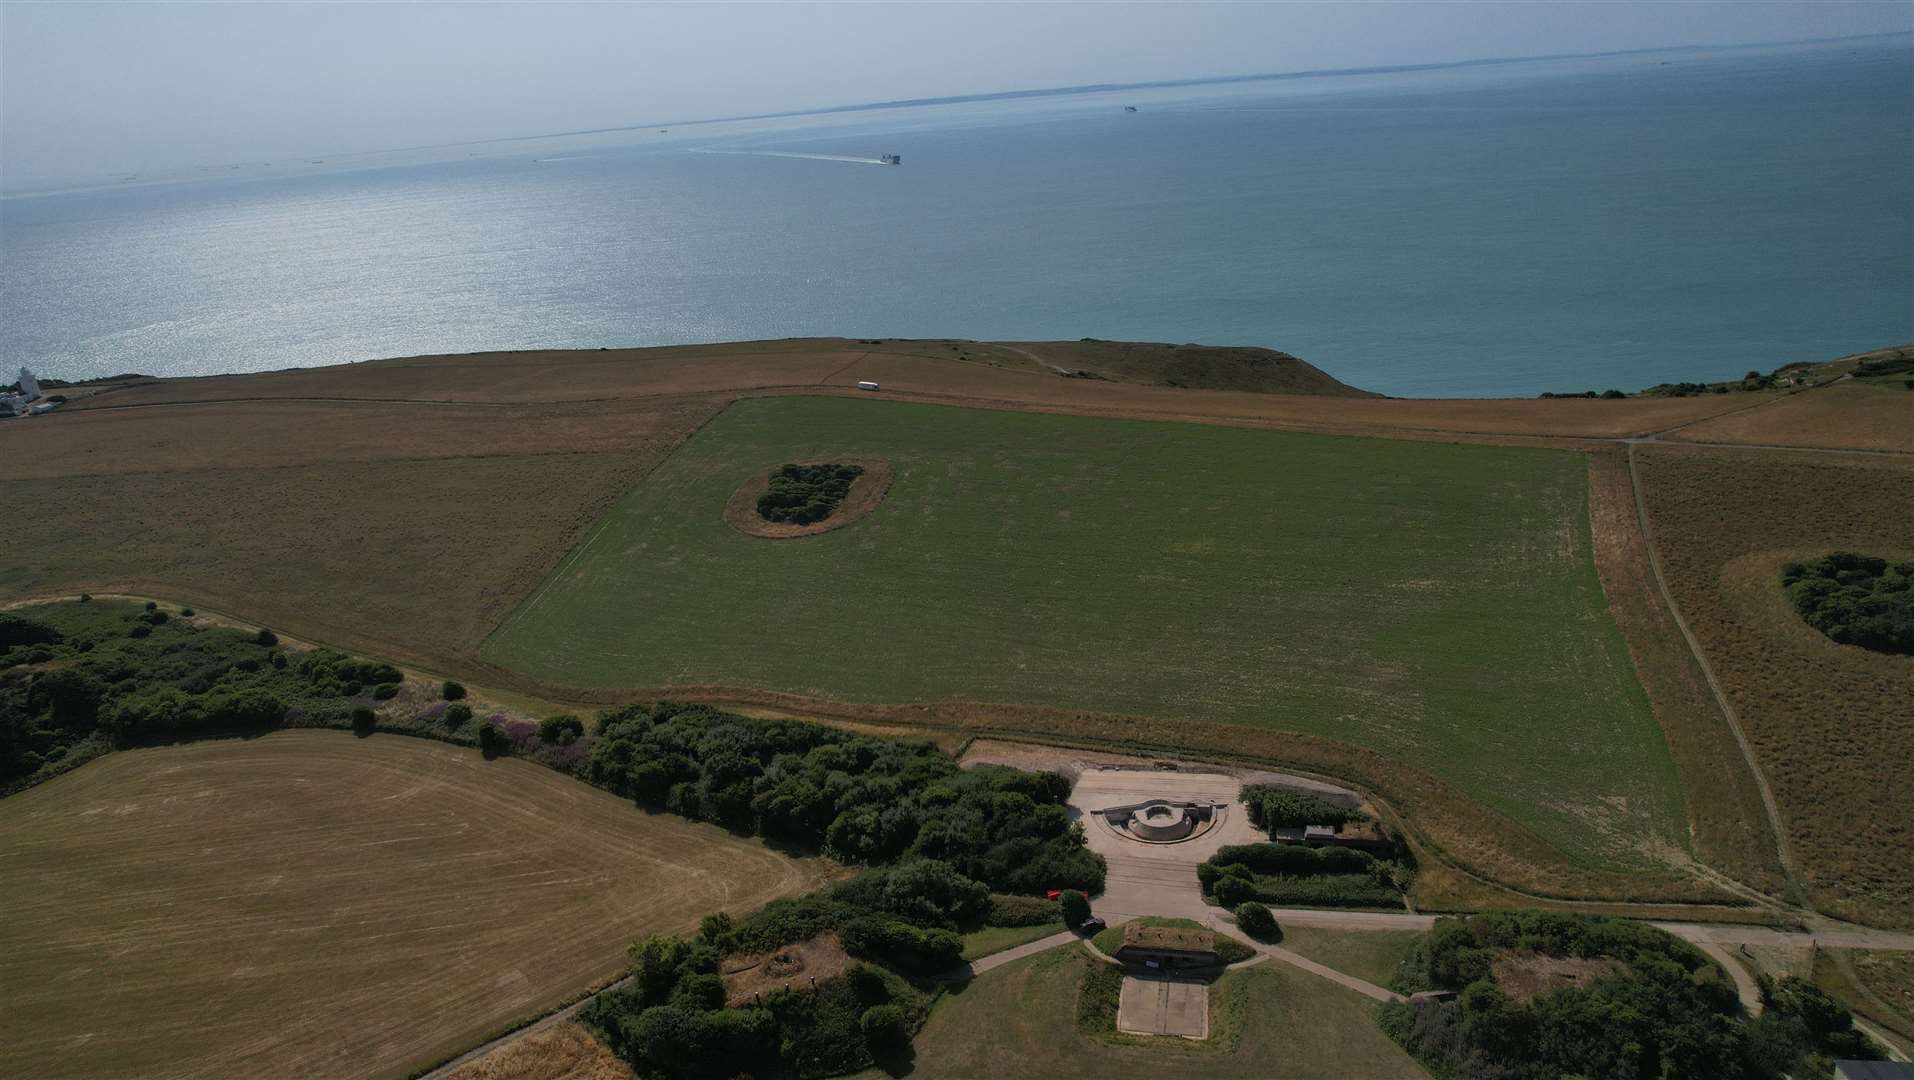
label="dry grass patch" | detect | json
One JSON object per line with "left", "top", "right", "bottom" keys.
{"left": 0, "top": 730, "right": 835, "bottom": 1080}
{"left": 1816, "top": 950, "right": 1914, "bottom": 1057}
{"left": 7, "top": 398, "right": 712, "bottom": 480}
{"left": 720, "top": 933, "right": 853, "bottom": 1006}
{"left": 1586, "top": 451, "right": 1787, "bottom": 898}
{"left": 1668, "top": 381, "right": 1914, "bottom": 453}
{"left": 1635, "top": 446, "right": 1914, "bottom": 926}
{"left": 1490, "top": 951, "right": 1632, "bottom": 1003}
{"left": 60, "top": 339, "right": 864, "bottom": 409}
{"left": 442, "top": 1023, "right": 634, "bottom": 1080}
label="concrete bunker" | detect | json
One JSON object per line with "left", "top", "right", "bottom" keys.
{"left": 1094, "top": 797, "right": 1224, "bottom": 844}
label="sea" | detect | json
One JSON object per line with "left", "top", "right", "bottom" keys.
{"left": 2, "top": 36, "right": 1910, "bottom": 398}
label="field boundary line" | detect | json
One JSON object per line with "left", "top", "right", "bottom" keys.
{"left": 484, "top": 399, "right": 739, "bottom": 646}
{"left": 1625, "top": 441, "right": 1802, "bottom": 904}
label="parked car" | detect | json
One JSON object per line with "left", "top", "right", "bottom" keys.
{"left": 1078, "top": 917, "right": 1106, "bottom": 936}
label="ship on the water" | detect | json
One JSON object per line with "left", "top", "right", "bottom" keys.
{"left": 879, "top": 153, "right": 901, "bottom": 165}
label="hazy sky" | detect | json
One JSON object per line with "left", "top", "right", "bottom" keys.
{"left": 3, "top": 1, "right": 1910, "bottom": 188}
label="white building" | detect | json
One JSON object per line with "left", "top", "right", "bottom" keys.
{"left": 17, "top": 367, "right": 42, "bottom": 402}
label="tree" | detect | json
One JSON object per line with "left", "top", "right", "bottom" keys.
{"left": 443, "top": 703, "right": 472, "bottom": 728}
{"left": 1212, "top": 871, "right": 1257, "bottom": 908}
{"left": 1060, "top": 889, "right": 1091, "bottom": 928}
{"left": 441, "top": 680, "right": 466, "bottom": 701}
{"left": 540, "top": 714, "right": 585, "bottom": 745}
{"left": 351, "top": 705, "right": 376, "bottom": 736}
{"left": 860, "top": 1003, "right": 910, "bottom": 1050}
{"left": 254, "top": 628, "right": 278, "bottom": 646}
{"left": 477, "top": 722, "right": 510, "bottom": 758}
{"left": 1235, "top": 901, "right": 1279, "bottom": 941}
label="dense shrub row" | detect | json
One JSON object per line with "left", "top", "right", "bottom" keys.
{"left": 1240, "top": 784, "right": 1368, "bottom": 830}
{"left": 1782, "top": 552, "right": 1914, "bottom": 655}
{"left": 0, "top": 602, "right": 413, "bottom": 787}
{"left": 757, "top": 462, "right": 865, "bottom": 525}
{"left": 1381, "top": 911, "right": 1883, "bottom": 1080}
{"left": 1198, "top": 843, "right": 1411, "bottom": 909}
{"left": 582, "top": 858, "right": 1026, "bottom": 1078}
{"left": 583, "top": 701, "right": 1104, "bottom": 893}
{"left": 584, "top": 925, "right": 926, "bottom": 1080}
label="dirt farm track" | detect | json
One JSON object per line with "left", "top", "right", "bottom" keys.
{"left": 0, "top": 731, "right": 836, "bottom": 1080}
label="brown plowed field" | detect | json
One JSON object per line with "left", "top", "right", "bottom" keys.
{"left": 0, "top": 731, "right": 835, "bottom": 1080}
{"left": 1634, "top": 445, "right": 1914, "bottom": 927}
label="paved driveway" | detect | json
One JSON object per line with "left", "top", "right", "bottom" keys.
{"left": 1070, "top": 769, "right": 1259, "bottom": 921}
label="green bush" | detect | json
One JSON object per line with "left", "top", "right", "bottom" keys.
{"left": 1781, "top": 552, "right": 1914, "bottom": 655}
{"left": 254, "top": 628, "right": 277, "bottom": 646}
{"left": 370, "top": 683, "right": 399, "bottom": 701}
{"left": 477, "top": 722, "right": 511, "bottom": 758}
{"left": 859, "top": 1003, "right": 910, "bottom": 1049}
{"left": 351, "top": 705, "right": 376, "bottom": 736}
{"left": 539, "top": 714, "right": 585, "bottom": 745}
{"left": 1234, "top": 901, "right": 1280, "bottom": 942}
{"left": 441, "top": 680, "right": 466, "bottom": 701}
{"left": 756, "top": 462, "right": 865, "bottom": 525}
{"left": 1060, "top": 889, "right": 1090, "bottom": 928}
{"left": 443, "top": 703, "right": 472, "bottom": 728}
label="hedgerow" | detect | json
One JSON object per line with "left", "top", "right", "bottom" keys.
{"left": 583, "top": 701, "right": 1104, "bottom": 893}
{"left": 0, "top": 600, "right": 414, "bottom": 789}
{"left": 1197, "top": 843, "right": 1411, "bottom": 909}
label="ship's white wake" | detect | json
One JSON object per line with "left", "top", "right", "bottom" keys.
{"left": 693, "top": 149, "right": 890, "bottom": 166}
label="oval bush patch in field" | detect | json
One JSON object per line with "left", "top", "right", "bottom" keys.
{"left": 1780, "top": 551, "right": 1914, "bottom": 655}
{"left": 725, "top": 457, "right": 894, "bottom": 539}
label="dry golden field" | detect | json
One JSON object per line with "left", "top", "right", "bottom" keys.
{"left": 442, "top": 1023, "right": 633, "bottom": 1080}
{"left": 0, "top": 731, "right": 835, "bottom": 1080}
{"left": 1668, "top": 380, "right": 1914, "bottom": 453}
{"left": 1635, "top": 445, "right": 1914, "bottom": 927}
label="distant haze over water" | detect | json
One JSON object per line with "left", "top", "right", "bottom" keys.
{"left": 3, "top": 37, "right": 1909, "bottom": 398}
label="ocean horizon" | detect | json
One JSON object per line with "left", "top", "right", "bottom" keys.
{"left": 3, "top": 35, "right": 1909, "bottom": 398}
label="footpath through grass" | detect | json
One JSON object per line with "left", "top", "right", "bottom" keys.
{"left": 485, "top": 396, "right": 1683, "bottom": 869}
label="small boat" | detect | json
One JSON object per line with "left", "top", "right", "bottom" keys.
{"left": 879, "top": 153, "right": 901, "bottom": 165}
{"left": 1124, "top": 105, "right": 1138, "bottom": 113}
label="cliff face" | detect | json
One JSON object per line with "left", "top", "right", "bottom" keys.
{"left": 1002, "top": 340, "right": 1380, "bottom": 397}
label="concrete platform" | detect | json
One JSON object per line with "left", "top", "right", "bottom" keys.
{"left": 1116, "top": 974, "right": 1210, "bottom": 1039}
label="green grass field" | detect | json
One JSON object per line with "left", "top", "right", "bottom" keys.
{"left": 855, "top": 946, "right": 1427, "bottom": 1079}
{"left": 484, "top": 395, "right": 1683, "bottom": 868}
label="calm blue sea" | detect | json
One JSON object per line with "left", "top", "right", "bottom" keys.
{"left": 3, "top": 38, "right": 1910, "bottom": 397}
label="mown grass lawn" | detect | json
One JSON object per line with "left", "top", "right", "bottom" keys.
{"left": 851, "top": 946, "right": 1427, "bottom": 1079}
{"left": 484, "top": 395, "right": 1683, "bottom": 869}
